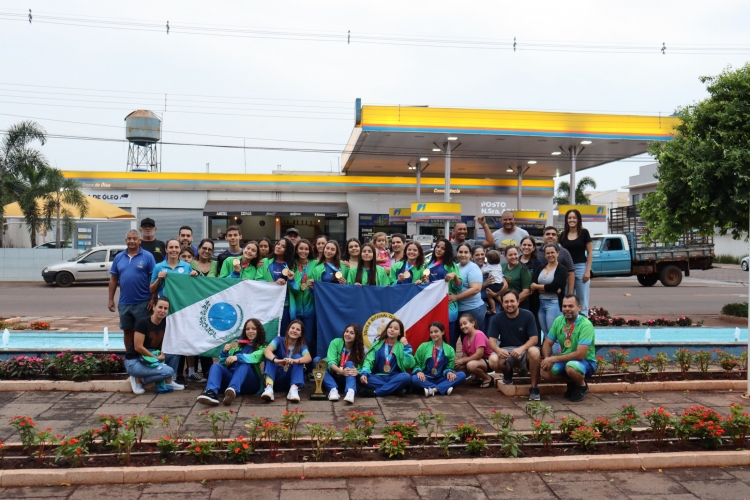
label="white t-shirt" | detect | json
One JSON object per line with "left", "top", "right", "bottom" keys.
{"left": 491, "top": 227, "right": 529, "bottom": 251}
{"left": 482, "top": 263, "right": 504, "bottom": 283}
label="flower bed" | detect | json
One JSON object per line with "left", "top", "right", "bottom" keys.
{"left": 587, "top": 307, "right": 703, "bottom": 327}
{"left": 0, "top": 352, "right": 125, "bottom": 381}
{"left": 1, "top": 404, "right": 749, "bottom": 470}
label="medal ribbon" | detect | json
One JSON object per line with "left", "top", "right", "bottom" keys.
{"left": 563, "top": 322, "right": 575, "bottom": 343}
{"left": 297, "top": 262, "right": 309, "bottom": 284}
{"left": 384, "top": 342, "right": 394, "bottom": 368}
{"left": 432, "top": 345, "right": 441, "bottom": 368}
{"left": 428, "top": 259, "right": 443, "bottom": 269}
{"left": 404, "top": 262, "right": 414, "bottom": 273}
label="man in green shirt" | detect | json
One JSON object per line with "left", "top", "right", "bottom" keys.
{"left": 540, "top": 294, "right": 596, "bottom": 402}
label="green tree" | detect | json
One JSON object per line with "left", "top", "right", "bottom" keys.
{"left": 640, "top": 64, "right": 750, "bottom": 243}
{"left": 0, "top": 121, "right": 48, "bottom": 248}
{"left": 553, "top": 176, "right": 597, "bottom": 206}
{"left": 18, "top": 166, "right": 88, "bottom": 247}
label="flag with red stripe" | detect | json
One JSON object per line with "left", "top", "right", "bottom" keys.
{"left": 313, "top": 281, "right": 449, "bottom": 357}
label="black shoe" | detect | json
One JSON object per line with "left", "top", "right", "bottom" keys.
{"left": 502, "top": 371, "right": 513, "bottom": 385}
{"left": 528, "top": 386, "right": 541, "bottom": 401}
{"left": 359, "top": 387, "right": 377, "bottom": 398}
{"left": 563, "top": 382, "right": 575, "bottom": 399}
{"left": 196, "top": 389, "right": 220, "bottom": 406}
{"left": 569, "top": 384, "right": 587, "bottom": 402}
{"left": 395, "top": 387, "right": 407, "bottom": 397}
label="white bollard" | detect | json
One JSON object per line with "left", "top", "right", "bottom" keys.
{"left": 103, "top": 327, "right": 109, "bottom": 349}
{"left": 644, "top": 328, "right": 651, "bottom": 342}
{"left": 2, "top": 328, "right": 9, "bottom": 348}
{"left": 735, "top": 327, "right": 741, "bottom": 342}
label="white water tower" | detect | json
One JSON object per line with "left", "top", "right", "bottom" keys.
{"left": 125, "top": 110, "right": 161, "bottom": 172}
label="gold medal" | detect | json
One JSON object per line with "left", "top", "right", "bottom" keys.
{"left": 563, "top": 339, "right": 572, "bottom": 348}
{"left": 282, "top": 268, "right": 292, "bottom": 278}
{"left": 402, "top": 270, "right": 411, "bottom": 279}
{"left": 233, "top": 258, "right": 240, "bottom": 266}
{"left": 334, "top": 271, "right": 343, "bottom": 280}
{"left": 383, "top": 364, "right": 391, "bottom": 373}
{"left": 300, "top": 282, "right": 308, "bottom": 291}
{"left": 431, "top": 367, "right": 438, "bottom": 375}
{"left": 230, "top": 341, "right": 239, "bottom": 350}
{"left": 422, "top": 269, "right": 431, "bottom": 279}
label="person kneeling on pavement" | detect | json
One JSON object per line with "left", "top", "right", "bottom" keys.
{"left": 125, "top": 296, "right": 184, "bottom": 394}
{"left": 540, "top": 294, "right": 596, "bottom": 402}
{"left": 487, "top": 289, "right": 541, "bottom": 401}
{"left": 197, "top": 318, "right": 267, "bottom": 407}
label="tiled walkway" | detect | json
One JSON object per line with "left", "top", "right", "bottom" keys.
{"left": 3, "top": 467, "right": 750, "bottom": 499}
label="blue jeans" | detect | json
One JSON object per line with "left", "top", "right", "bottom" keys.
{"left": 125, "top": 353, "right": 179, "bottom": 385}
{"left": 452, "top": 303, "right": 487, "bottom": 350}
{"left": 538, "top": 298, "right": 562, "bottom": 336}
{"left": 206, "top": 363, "right": 260, "bottom": 396}
{"left": 314, "top": 356, "right": 356, "bottom": 394}
{"left": 573, "top": 262, "right": 590, "bottom": 314}
{"left": 410, "top": 371, "right": 467, "bottom": 395}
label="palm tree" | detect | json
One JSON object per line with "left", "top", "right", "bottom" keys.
{"left": 0, "top": 121, "right": 48, "bottom": 248}
{"left": 18, "top": 166, "right": 87, "bottom": 247}
{"left": 553, "top": 176, "right": 597, "bottom": 206}
{"left": 38, "top": 171, "right": 89, "bottom": 248}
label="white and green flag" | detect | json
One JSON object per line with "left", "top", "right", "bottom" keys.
{"left": 163, "top": 274, "right": 285, "bottom": 357}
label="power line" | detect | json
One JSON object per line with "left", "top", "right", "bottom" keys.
{"left": 2, "top": 10, "right": 750, "bottom": 54}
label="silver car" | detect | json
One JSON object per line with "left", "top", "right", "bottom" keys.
{"left": 742, "top": 256, "right": 749, "bottom": 272}
{"left": 42, "top": 245, "right": 127, "bottom": 287}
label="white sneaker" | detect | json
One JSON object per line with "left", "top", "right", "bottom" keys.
{"left": 287, "top": 385, "right": 300, "bottom": 402}
{"left": 446, "top": 387, "right": 453, "bottom": 396}
{"left": 424, "top": 388, "right": 435, "bottom": 397}
{"left": 130, "top": 376, "right": 145, "bottom": 395}
{"left": 168, "top": 381, "right": 184, "bottom": 391}
{"left": 328, "top": 388, "right": 340, "bottom": 401}
{"left": 261, "top": 385, "right": 275, "bottom": 401}
{"left": 344, "top": 389, "right": 355, "bottom": 404}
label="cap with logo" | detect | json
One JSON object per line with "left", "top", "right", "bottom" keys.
{"left": 140, "top": 217, "right": 156, "bottom": 227}
{"left": 285, "top": 228, "right": 300, "bottom": 236}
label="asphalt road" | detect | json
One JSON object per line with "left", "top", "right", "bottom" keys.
{"left": 0, "top": 269, "right": 747, "bottom": 319}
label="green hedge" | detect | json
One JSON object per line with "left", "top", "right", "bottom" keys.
{"left": 722, "top": 302, "right": 748, "bottom": 317}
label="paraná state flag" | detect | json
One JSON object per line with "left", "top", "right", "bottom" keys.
{"left": 163, "top": 274, "right": 285, "bottom": 357}
{"left": 313, "top": 281, "right": 449, "bottom": 357}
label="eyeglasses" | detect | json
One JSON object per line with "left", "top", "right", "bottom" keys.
{"left": 200, "top": 247, "right": 213, "bottom": 251}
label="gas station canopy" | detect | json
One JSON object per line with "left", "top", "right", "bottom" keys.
{"left": 342, "top": 103, "right": 680, "bottom": 178}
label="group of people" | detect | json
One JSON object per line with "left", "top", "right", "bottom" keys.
{"left": 107, "top": 209, "right": 596, "bottom": 404}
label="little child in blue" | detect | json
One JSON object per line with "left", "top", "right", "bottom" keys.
{"left": 261, "top": 320, "right": 311, "bottom": 402}
{"left": 314, "top": 323, "right": 366, "bottom": 404}
{"left": 358, "top": 319, "right": 414, "bottom": 397}
{"left": 196, "top": 318, "right": 266, "bottom": 407}
{"left": 410, "top": 321, "right": 466, "bottom": 396}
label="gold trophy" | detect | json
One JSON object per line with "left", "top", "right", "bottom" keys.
{"left": 310, "top": 358, "right": 328, "bottom": 400}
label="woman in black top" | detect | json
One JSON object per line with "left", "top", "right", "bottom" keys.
{"left": 529, "top": 244, "right": 568, "bottom": 336}
{"left": 124, "top": 296, "right": 183, "bottom": 394}
{"left": 559, "top": 209, "right": 593, "bottom": 315}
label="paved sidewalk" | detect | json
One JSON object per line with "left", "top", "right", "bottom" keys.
{"left": 0, "top": 383, "right": 743, "bottom": 443}
{"left": 4, "top": 467, "right": 750, "bottom": 499}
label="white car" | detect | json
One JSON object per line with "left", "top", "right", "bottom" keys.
{"left": 42, "top": 245, "right": 127, "bottom": 287}
{"left": 742, "top": 256, "right": 749, "bottom": 272}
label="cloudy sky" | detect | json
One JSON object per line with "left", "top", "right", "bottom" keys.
{"left": 1, "top": 0, "right": 748, "bottom": 191}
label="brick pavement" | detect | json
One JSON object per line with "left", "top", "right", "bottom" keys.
{"left": 4, "top": 467, "right": 750, "bottom": 499}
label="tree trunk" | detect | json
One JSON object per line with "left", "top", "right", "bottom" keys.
{"left": 55, "top": 193, "right": 61, "bottom": 249}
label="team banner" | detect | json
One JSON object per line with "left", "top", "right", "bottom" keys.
{"left": 163, "top": 275, "right": 285, "bottom": 356}
{"left": 313, "top": 281, "right": 449, "bottom": 357}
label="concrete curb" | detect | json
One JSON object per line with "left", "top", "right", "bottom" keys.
{"left": 0, "top": 379, "right": 131, "bottom": 392}
{"left": 497, "top": 379, "right": 746, "bottom": 397}
{"left": 1, "top": 451, "right": 749, "bottom": 486}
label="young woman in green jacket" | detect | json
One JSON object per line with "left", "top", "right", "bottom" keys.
{"left": 420, "top": 238, "right": 463, "bottom": 337}
{"left": 308, "top": 240, "right": 347, "bottom": 288}
{"left": 219, "top": 241, "right": 264, "bottom": 280}
{"left": 313, "top": 323, "right": 366, "bottom": 403}
{"left": 358, "top": 319, "right": 414, "bottom": 397}
{"left": 410, "top": 321, "right": 466, "bottom": 397}
{"left": 259, "top": 238, "right": 296, "bottom": 336}
{"left": 347, "top": 243, "right": 390, "bottom": 286}
{"left": 389, "top": 241, "right": 426, "bottom": 285}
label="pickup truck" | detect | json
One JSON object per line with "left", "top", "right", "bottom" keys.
{"left": 590, "top": 206, "right": 714, "bottom": 287}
